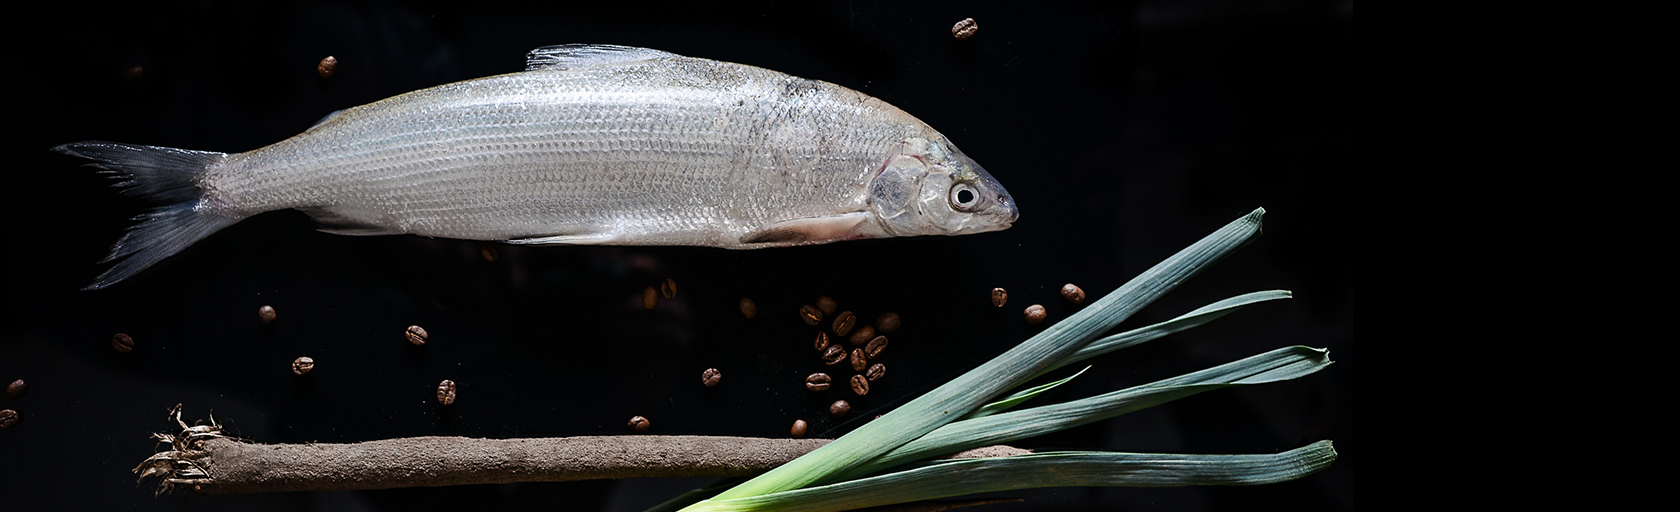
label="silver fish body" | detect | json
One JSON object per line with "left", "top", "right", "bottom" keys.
{"left": 58, "top": 45, "right": 1018, "bottom": 289}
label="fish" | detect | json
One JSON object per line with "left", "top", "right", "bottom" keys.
{"left": 56, "top": 44, "right": 1019, "bottom": 289}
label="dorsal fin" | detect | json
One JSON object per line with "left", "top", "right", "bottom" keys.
{"left": 525, "top": 44, "right": 677, "bottom": 71}
{"left": 305, "top": 109, "right": 345, "bottom": 132}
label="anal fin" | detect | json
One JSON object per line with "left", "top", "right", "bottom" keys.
{"left": 301, "top": 208, "right": 404, "bottom": 236}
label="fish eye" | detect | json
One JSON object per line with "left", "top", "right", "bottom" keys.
{"left": 950, "top": 183, "right": 979, "bottom": 211}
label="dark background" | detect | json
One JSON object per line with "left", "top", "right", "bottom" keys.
{"left": 6, "top": 1, "right": 1352, "bottom": 510}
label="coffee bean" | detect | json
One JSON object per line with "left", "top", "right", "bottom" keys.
{"left": 850, "top": 374, "right": 870, "bottom": 396}
{"left": 258, "top": 305, "right": 277, "bottom": 325}
{"left": 864, "top": 335, "right": 889, "bottom": 359}
{"left": 702, "top": 368, "right": 722, "bottom": 387}
{"left": 406, "top": 325, "right": 428, "bottom": 346}
{"left": 800, "top": 305, "right": 823, "bottom": 326}
{"left": 875, "top": 312, "right": 901, "bottom": 334}
{"left": 6, "top": 379, "right": 25, "bottom": 400}
{"left": 790, "top": 419, "right": 808, "bottom": 438}
{"left": 661, "top": 278, "right": 678, "bottom": 299}
{"left": 291, "top": 356, "right": 315, "bottom": 375}
{"left": 124, "top": 65, "right": 144, "bottom": 82}
{"left": 1061, "top": 283, "right": 1086, "bottom": 305}
{"left": 816, "top": 295, "right": 837, "bottom": 315}
{"left": 643, "top": 286, "right": 660, "bottom": 309}
{"left": 850, "top": 348, "right": 868, "bottom": 372}
{"left": 1024, "top": 304, "right": 1047, "bottom": 324}
{"left": 317, "top": 55, "right": 338, "bottom": 78}
{"left": 805, "top": 373, "right": 833, "bottom": 392}
{"left": 821, "top": 345, "right": 847, "bottom": 366}
{"left": 848, "top": 325, "right": 876, "bottom": 347}
{"left": 952, "top": 18, "right": 979, "bottom": 40}
{"left": 0, "top": 409, "right": 18, "bottom": 428}
{"left": 481, "top": 245, "right": 498, "bottom": 262}
{"left": 991, "top": 287, "right": 1008, "bottom": 307}
{"left": 866, "top": 363, "right": 886, "bottom": 381}
{"left": 813, "top": 331, "right": 832, "bottom": 351}
{"left": 832, "top": 311, "right": 856, "bottom": 337}
{"left": 628, "top": 415, "right": 650, "bottom": 433}
{"left": 829, "top": 400, "right": 851, "bottom": 417}
{"left": 111, "top": 333, "right": 134, "bottom": 353}
{"left": 740, "top": 297, "right": 758, "bottom": 319}
{"left": 437, "top": 379, "right": 457, "bottom": 406}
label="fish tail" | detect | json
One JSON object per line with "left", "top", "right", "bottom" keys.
{"left": 53, "top": 142, "right": 243, "bottom": 290}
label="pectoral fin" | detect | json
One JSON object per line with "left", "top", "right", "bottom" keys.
{"left": 740, "top": 213, "right": 874, "bottom": 245}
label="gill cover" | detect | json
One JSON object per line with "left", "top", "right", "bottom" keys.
{"left": 868, "top": 137, "right": 1017, "bottom": 237}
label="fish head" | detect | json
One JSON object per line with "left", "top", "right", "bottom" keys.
{"left": 868, "top": 136, "right": 1018, "bottom": 238}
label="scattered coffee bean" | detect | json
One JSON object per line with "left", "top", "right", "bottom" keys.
{"left": 991, "top": 287, "right": 1008, "bottom": 307}
{"left": 850, "top": 348, "right": 868, "bottom": 372}
{"left": 317, "top": 55, "right": 338, "bottom": 78}
{"left": 816, "top": 295, "right": 837, "bottom": 315}
{"left": 1061, "top": 283, "right": 1086, "bottom": 305}
{"left": 805, "top": 373, "right": 833, "bottom": 392}
{"left": 848, "top": 325, "right": 876, "bottom": 346}
{"left": 832, "top": 311, "right": 857, "bottom": 337}
{"left": 800, "top": 305, "right": 823, "bottom": 326}
{"left": 829, "top": 400, "right": 851, "bottom": 417}
{"left": 406, "top": 325, "right": 428, "bottom": 346}
{"left": 0, "top": 409, "right": 18, "bottom": 428}
{"left": 258, "top": 305, "right": 277, "bottom": 325}
{"left": 821, "top": 345, "right": 847, "bottom": 366}
{"left": 813, "top": 331, "right": 832, "bottom": 351}
{"left": 291, "top": 356, "right": 315, "bottom": 375}
{"left": 740, "top": 297, "right": 758, "bottom": 319}
{"left": 481, "top": 245, "right": 498, "bottom": 262}
{"left": 1024, "top": 304, "right": 1047, "bottom": 324}
{"left": 437, "top": 379, "right": 457, "bottom": 406}
{"left": 790, "top": 419, "right": 809, "bottom": 438}
{"left": 875, "top": 312, "right": 901, "bottom": 334}
{"left": 6, "top": 379, "right": 25, "bottom": 400}
{"left": 850, "top": 374, "right": 870, "bottom": 396}
{"left": 643, "top": 286, "right": 660, "bottom": 309}
{"left": 952, "top": 18, "right": 979, "bottom": 40}
{"left": 702, "top": 368, "right": 722, "bottom": 387}
{"left": 661, "top": 278, "right": 678, "bottom": 299}
{"left": 628, "top": 415, "right": 651, "bottom": 433}
{"left": 866, "top": 363, "right": 886, "bottom": 381}
{"left": 865, "top": 335, "right": 889, "bottom": 359}
{"left": 112, "top": 333, "right": 134, "bottom": 353}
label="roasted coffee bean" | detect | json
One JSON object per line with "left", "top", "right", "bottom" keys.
{"left": 0, "top": 409, "right": 18, "bottom": 428}
{"left": 848, "top": 325, "right": 876, "bottom": 346}
{"left": 829, "top": 400, "right": 851, "bottom": 417}
{"left": 628, "top": 416, "right": 650, "bottom": 433}
{"left": 790, "top": 419, "right": 809, "bottom": 438}
{"left": 291, "top": 356, "right": 315, "bottom": 375}
{"left": 406, "top": 325, "right": 428, "bottom": 346}
{"left": 643, "top": 286, "right": 660, "bottom": 309}
{"left": 813, "top": 331, "right": 832, "bottom": 351}
{"left": 952, "top": 18, "right": 979, "bottom": 40}
{"left": 866, "top": 363, "right": 886, "bottom": 381}
{"left": 112, "top": 333, "right": 134, "bottom": 353}
{"left": 800, "top": 305, "right": 823, "bottom": 326}
{"left": 702, "top": 368, "right": 722, "bottom": 387}
{"left": 805, "top": 373, "right": 833, "bottom": 392}
{"left": 1061, "top": 283, "right": 1086, "bottom": 305}
{"left": 1024, "top": 304, "right": 1047, "bottom": 324}
{"left": 124, "top": 66, "right": 145, "bottom": 82}
{"left": 258, "top": 305, "right": 277, "bottom": 325}
{"left": 875, "top": 312, "right": 901, "bottom": 334}
{"left": 821, "top": 345, "right": 847, "bottom": 365}
{"left": 864, "top": 335, "right": 889, "bottom": 359}
{"left": 317, "top": 55, "right": 338, "bottom": 78}
{"left": 850, "top": 348, "right": 868, "bottom": 372}
{"left": 850, "top": 374, "right": 870, "bottom": 396}
{"left": 816, "top": 295, "right": 837, "bottom": 315}
{"left": 740, "top": 297, "right": 758, "bottom": 319}
{"left": 6, "top": 379, "right": 26, "bottom": 400}
{"left": 437, "top": 379, "right": 457, "bottom": 405}
{"left": 991, "top": 287, "right": 1008, "bottom": 307}
{"left": 481, "top": 245, "right": 498, "bottom": 262}
{"left": 832, "top": 311, "right": 857, "bottom": 337}
{"left": 661, "top": 278, "right": 678, "bottom": 299}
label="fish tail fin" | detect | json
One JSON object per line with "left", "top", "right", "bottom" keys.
{"left": 53, "top": 142, "right": 243, "bottom": 290}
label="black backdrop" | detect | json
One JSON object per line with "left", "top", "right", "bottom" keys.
{"left": 7, "top": 1, "right": 1352, "bottom": 510}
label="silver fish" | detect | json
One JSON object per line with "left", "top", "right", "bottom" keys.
{"left": 57, "top": 44, "right": 1018, "bottom": 289}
